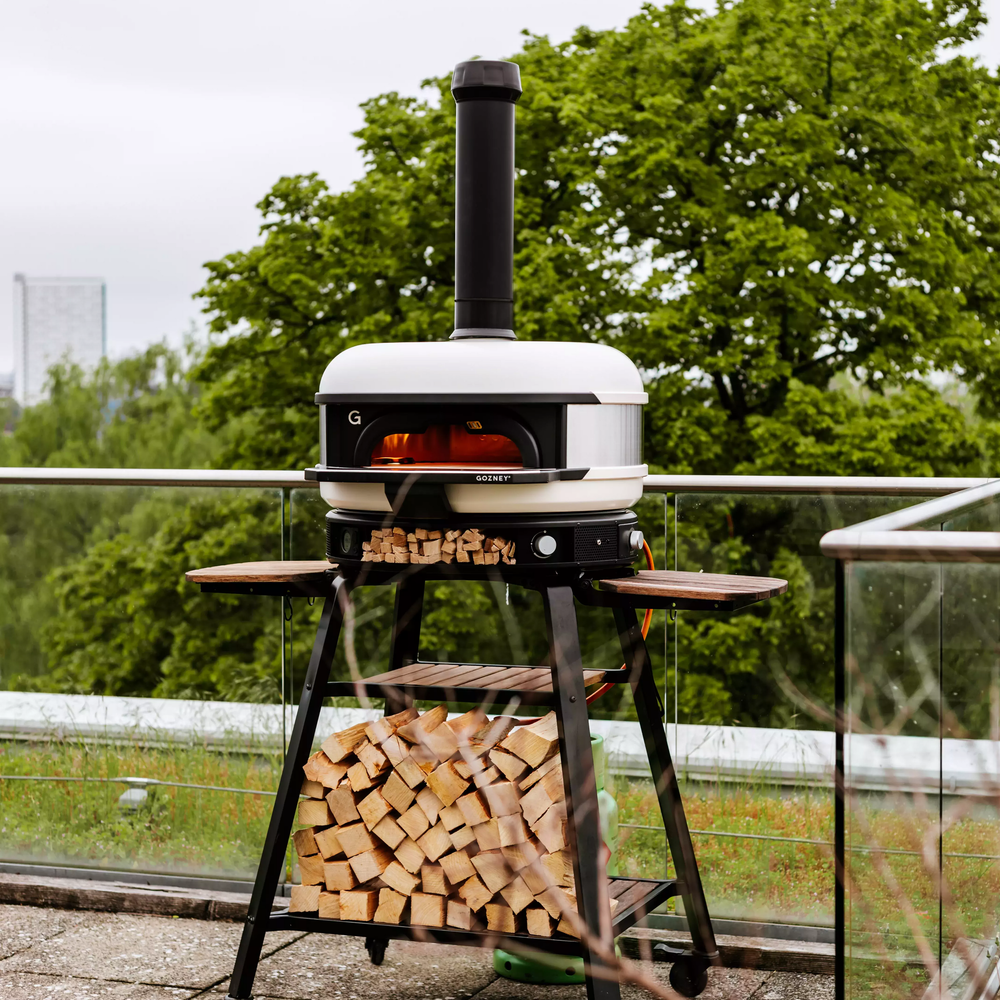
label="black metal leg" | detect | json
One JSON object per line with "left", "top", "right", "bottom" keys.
{"left": 227, "top": 577, "right": 351, "bottom": 1000}
{"left": 544, "top": 585, "right": 621, "bottom": 1000}
{"left": 384, "top": 573, "right": 424, "bottom": 714}
{"left": 613, "top": 605, "right": 718, "bottom": 964}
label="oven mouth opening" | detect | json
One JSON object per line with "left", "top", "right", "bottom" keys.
{"left": 354, "top": 413, "right": 541, "bottom": 470}
{"left": 370, "top": 425, "right": 523, "bottom": 469}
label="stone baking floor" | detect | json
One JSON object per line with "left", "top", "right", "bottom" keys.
{"left": 0, "top": 904, "right": 834, "bottom": 999}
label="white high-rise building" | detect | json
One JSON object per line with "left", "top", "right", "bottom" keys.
{"left": 12, "top": 274, "right": 106, "bottom": 406}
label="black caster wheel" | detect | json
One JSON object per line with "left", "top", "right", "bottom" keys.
{"left": 365, "top": 937, "right": 387, "bottom": 966}
{"left": 668, "top": 958, "right": 709, "bottom": 997}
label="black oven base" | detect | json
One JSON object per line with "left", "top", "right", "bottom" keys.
{"left": 325, "top": 508, "right": 641, "bottom": 571}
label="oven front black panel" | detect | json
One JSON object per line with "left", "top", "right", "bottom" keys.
{"left": 320, "top": 403, "right": 567, "bottom": 469}
{"left": 325, "top": 509, "right": 638, "bottom": 570}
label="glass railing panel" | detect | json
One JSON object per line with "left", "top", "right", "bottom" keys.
{"left": 940, "top": 559, "right": 1000, "bottom": 992}
{"left": 0, "top": 484, "right": 285, "bottom": 880}
{"left": 668, "top": 493, "right": 932, "bottom": 931}
{"left": 845, "top": 560, "right": 943, "bottom": 1000}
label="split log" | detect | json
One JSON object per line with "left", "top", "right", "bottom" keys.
{"left": 313, "top": 826, "right": 344, "bottom": 860}
{"left": 482, "top": 781, "right": 520, "bottom": 817}
{"left": 381, "top": 735, "right": 410, "bottom": 767}
{"left": 447, "top": 900, "right": 472, "bottom": 930}
{"left": 422, "top": 725, "right": 458, "bottom": 762}
{"left": 520, "top": 767, "right": 564, "bottom": 826}
{"left": 458, "top": 875, "right": 493, "bottom": 912}
{"left": 397, "top": 803, "right": 430, "bottom": 841}
{"left": 448, "top": 825, "right": 477, "bottom": 852}
{"left": 357, "top": 789, "right": 392, "bottom": 831}
{"left": 336, "top": 822, "right": 377, "bottom": 858}
{"left": 471, "top": 850, "right": 514, "bottom": 894}
{"left": 297, "top": 799, "right": 333, "bottom": 827}
{"left": 489, "top": 749, "right": 529, "bottom": 782}
{"left": 410, "top": 892, "right": 445, "bottom": 927}
{"left": 301, "top": 778, "right": 325, "bottom": 799}
{"left": 372, "top": 814, "right": 406, "bottom": 850}
{"left": 374, "top": 887, "right": 408, "bottom": 924}
{"left": 471, "top": 765, "right": 501, "bottom": 789}
{"left": 326, "top": 786, "right": 361, "bottom": 826}
{"left": 519, "top": 860, "right": 549, "bottom": 896}
{"left": 473, "top": 819, "right": 501, "bottom": 851}
{"left": 457, "top": 790, "right": 490, "bottom": 828}
{"left": 394, "top": 755, "right": 427, "bottom": 790}
{"left": 340, "top": 888, "right": 379, "bottom": 921}
{"left": 426, "top": 761, "right": 468, "bottom": 806}
{"left": 321, "top": 722, "right": 369, "bottom": 763}
{"left": 357, "top": 741, "right": 390, "bottom": 780}
{"left": 365, "top": 707, "right": 419, "bottom": 744}
{"left": 303, "top": 750, "right": 349, "bottom": 788}
{"left": 453, "top": 744, "right": 490, "bottom": 779}
{"left": 500, "top": 837, "right": 541, "bottom": 871}
{"left": 292, "top": 827, "right": 318, "bottom": 858}
{"left": 473, "top": 716, "right": 518, "bottom": 748}
{"left": 397, "top": 704, "right": 447, "bottom": 742}
{"left": 298, "top": 853, "right": 326, "bottom": 886}
{"left": 381, "top": 771, "right": 417, "bottom": 814}
{"left": 289, "top": 884, "right": 321, "bottom": 912}
{"left": 323, "top": 860, "right": 358, "bottom": 891}
{"left": 500, "top": 712, "right": 560, "bottom": 769}
{"left": 534, "top": 885, "right": 575, "bottom": 920}
{"left": 394, "top": 836, "right": 426, "bottom": 874}
{"left": 526, "top": 906, "right": 554, "bottom": 938}
{"left": 420, "top": 864, "right": 452, "bottom": 896}
{"left": 530, "top": 802, "right": 567, "bottom": 853}
{"left": 446, "top": 707, "right": 488, "bottom": 739}
{"left": 498, "top": 814, "right": 529, "bottom": 847}
{"left": 348, "top": 845, "right": 394, "bottom": 883}
{"left": 415, "top": 787, "right": 443, "bottom": 826}
{"left": 439, "top": 849, "right": 476, "bottom": 884}
{"left": 381, "top": 860, "right": 421, "bottom": 896}
{"left": 416, "top": 822, "right": 452, "bottom": 863}
{"left": 541, "top": 850, "right": 575, "bottom": 887}
{"left": 318, "top": 890, "right": 340, "bottom": 919}
{"left": 499, "top": 875, "right": 534, "bottom": 914}
{"left": 486, "top": 903, "right": 516, "bottom": 933}
{"left": 439, "top": 804, "right": 465, "bottom": 831}
{"left": 347, "top": 761, "right": 375, "bottom": 793}
{"left": 518, "top": 753, "right": 560, "bottom": 791}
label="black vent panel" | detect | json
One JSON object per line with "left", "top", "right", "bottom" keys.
{"left": 573, "top": 523, "right": 620, "bottom": 564}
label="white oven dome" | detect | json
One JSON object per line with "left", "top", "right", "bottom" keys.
{"left": 317, "top": 339, "right": 648, "bottom": 405}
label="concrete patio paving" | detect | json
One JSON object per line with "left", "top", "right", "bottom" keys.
{"left": 0, "top": 904, "right": 834, "bottom": 999}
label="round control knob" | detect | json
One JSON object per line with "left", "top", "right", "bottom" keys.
{"left": 628, "top": 529, "right": 645, "bottom": 553}
{"left": 532, "top": 532, "right": 558, "bottom": 558}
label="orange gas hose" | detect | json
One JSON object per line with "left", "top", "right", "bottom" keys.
{"left": 584, "top": 538, "right": 654, "bottom": 705}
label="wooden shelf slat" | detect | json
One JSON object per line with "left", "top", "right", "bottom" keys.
{"left": 185, "top": 561, "right": 335, "bottom": 584}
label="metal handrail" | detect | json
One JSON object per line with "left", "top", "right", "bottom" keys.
{"left": 820, "top": 478, "right": 1000, "bottom": 562}
{"left": 0, "top": 467, "right": 991, "bottom": 496}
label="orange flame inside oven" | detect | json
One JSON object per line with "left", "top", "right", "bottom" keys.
{"left": 370, "top": 424, "right": 522, "bottom": 468}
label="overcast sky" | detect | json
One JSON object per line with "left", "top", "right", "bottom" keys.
{"left": 1, "top": 1, "right": 997, "bottom": 372}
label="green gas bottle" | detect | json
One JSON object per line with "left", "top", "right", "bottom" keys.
{"left": 493, "top": 733, "right": 619, "bottom": 984}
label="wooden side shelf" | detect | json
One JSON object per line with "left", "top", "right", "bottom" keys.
{"left": 327, "top": 660, "right": 608, "bottom": 707}
{"left": 185, "top": 560, "right": 336, "bottom": 596}
{"left": 591, "top": 570, "right": 787, "bottom": 611}
{"left": 268, "top": 876, "right": 681, "bottom": 952}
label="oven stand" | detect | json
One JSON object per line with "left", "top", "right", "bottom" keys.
{"left": 221, "top": 568, "right": 719, "bottom": 1000}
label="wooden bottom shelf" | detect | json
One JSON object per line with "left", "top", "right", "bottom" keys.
{"left": 268, "top": 876, "right": 681, "bottom": 954}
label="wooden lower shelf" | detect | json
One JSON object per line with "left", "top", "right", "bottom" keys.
{"left": 268, "top": 876, "right": 681, "bottom": 953}
{"left": 326, "top": 660, "right": 613, "bottom": 707}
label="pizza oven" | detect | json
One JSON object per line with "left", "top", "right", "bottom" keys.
{"left": 305, "top": 60, "right": 648, "bottom": 571}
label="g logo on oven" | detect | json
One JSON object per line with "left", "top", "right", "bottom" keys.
{"left": 348, "top": 410, "right": 361, "bottom": 426}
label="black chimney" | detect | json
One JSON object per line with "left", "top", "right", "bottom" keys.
{"left": 450, "top": 60, "right": 522, "bottom": 341}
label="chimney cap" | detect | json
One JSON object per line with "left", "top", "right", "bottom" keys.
{"left": 451, "top": 60, "right": 522, "bottom": 102}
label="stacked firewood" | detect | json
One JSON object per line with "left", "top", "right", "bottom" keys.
{"left": 361, "top": 528, "right": 516, "bottom": 566}
{"left": 289, "top": 707, "right": 604, "bottom": 937}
